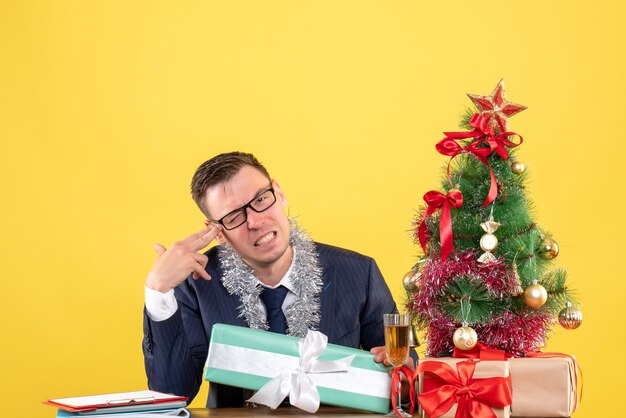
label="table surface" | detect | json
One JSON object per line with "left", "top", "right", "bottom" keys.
{"left": 188, "top": 407, "right": 381, "bottom": 417}
{"left": 188, "top": 407, "right": 570, "bottom": 418}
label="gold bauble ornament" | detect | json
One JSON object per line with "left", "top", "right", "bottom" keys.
{"left": 541, "top": 238, "right": 559, "bottom": 259}
{"left": 511, "top": 160, "right": 526, "bottom": 174}
{"left": 524, "top": 280, "right": 548, "bottom": 308}
{"left": 402, "top": 270, "right": 420, "bottom": 292}
{"left": 453, "top": 325, "right": 478, "bottom": 350}
{"left": 558, "top": 302, "right": 583, "bottom": 329}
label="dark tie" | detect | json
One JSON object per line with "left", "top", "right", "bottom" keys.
{"left": 260, "top": 285, "right": 289, "bottom": 334}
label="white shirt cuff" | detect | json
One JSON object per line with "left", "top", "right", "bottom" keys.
{"left": 145, "top": 286, "right": 178, "bottom": 322}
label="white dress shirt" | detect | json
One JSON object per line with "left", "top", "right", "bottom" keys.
{"left": 145, "top": 250, "right": 297, "bottom": 322}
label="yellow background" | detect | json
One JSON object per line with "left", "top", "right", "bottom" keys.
{"left": 1, "top": 1, "right": 624, "bottom": 417}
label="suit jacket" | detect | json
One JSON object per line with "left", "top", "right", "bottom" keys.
{"left": 143, "top": 242, "right": 396, "bottom": 407}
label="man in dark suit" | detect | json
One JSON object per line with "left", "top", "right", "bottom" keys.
{"left": 142, "top": 152, "right": 402, "bottom": 407}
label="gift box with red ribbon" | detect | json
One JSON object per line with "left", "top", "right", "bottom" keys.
{"left": 452, "top": 344, "right": 580, "bottom": 417}
{"left": 509, "top": 355, "right": 579, "bottom": 417}
{"left": 416, "top": 357, "right": 512, "bottom": 418}
{"left": 418, "top": 343, "right": 581, "bottom": 418}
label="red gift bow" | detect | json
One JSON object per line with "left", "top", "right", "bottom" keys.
{"left": 390, "top": 365, "right": 416, "bottom": 417}
{"left": 416, "top": 359, "right": 512, "bottom": 418}
{"left": 436, "top": 114, "right": 523, "bottom": 207}
{"left": 453, "top": 342, "right": 514, "bottom": 361}
{"left": 418, "top": 189, "right": 463, "bottom": 260}
{"left": 525, "top": 351, "right": 583, "bottom": 411}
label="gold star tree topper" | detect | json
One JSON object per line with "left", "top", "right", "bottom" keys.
{"left": 467, "top": 79, "right": 527, "bottom": 134}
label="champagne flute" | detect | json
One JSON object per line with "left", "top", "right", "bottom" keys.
{"left": 384, "top": 313, "right": 411, "bottom": 417}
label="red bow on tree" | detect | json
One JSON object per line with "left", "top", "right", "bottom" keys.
{"left": 416, "top": 360, "right": 512, "bottom": 418}
{"left": 436, "top": 114, "right": 523, "bottom": 207}
{"left": 418, "top": 189, "right": 463, "bottom": 260}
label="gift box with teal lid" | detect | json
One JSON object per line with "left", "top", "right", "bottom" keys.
{"left": 204, "top": 324, "right": 392, "bottom": 413}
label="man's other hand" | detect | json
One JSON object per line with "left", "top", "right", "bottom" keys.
{"left": 371, "top": 346, "right": 415, "bottom": 401}
{"left": 370, "top": 346, "right": 415, "bottom": 370}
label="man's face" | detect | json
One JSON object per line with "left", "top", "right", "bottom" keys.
{"left": 205, "top": 165, "right": 292, "bottom": 272}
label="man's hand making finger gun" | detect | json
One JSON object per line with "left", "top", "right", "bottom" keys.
{"left": 145, "top": 224, "right": 222, "bottom": 293}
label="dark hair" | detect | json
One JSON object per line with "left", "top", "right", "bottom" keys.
{"left": 191, "top": 152, "right": 271, "bottom": 216}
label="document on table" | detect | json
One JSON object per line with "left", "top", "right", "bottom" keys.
{"left": 56, "top": 407, "right": 190, "bottom": 418}
{"left": 45, "top": 390, "right": 188, "bottom": 416}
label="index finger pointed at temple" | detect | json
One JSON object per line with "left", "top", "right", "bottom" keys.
{"left": 189, "top": 224, "right": 221, "bottom": 251}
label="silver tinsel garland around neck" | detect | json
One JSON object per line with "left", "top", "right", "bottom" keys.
{"left": 218, "top": 221, "right": 323, "bottom": 337}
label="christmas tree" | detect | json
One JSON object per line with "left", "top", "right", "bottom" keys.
{"left": 405, "top": 80, "right": 582, "bottom": 356}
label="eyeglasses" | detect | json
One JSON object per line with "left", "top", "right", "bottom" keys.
{"left": 212, "top": 186, "right": 277, "bottom": 230}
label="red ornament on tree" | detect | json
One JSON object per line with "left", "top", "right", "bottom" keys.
{"left": 467, "top": 79, "right": 527, "bottom": 134}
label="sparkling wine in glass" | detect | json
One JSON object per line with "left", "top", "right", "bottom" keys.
{"left": 384, "top": 314, "right": 411, "bottom": 417}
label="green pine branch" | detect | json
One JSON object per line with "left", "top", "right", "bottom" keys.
{"left": 540, "top": 268, "right": 574, "bottom": 314}
{"left": 441, "top": 276, "right": 502, "bottom": 324}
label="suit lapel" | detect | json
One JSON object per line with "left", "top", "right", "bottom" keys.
{"left": 213, "top": 277, "right": 247, "bottom": 327}
{"left": 319, "top": 264, "right": 336, "bottom": 339}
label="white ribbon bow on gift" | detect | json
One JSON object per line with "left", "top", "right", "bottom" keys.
{"left": 247, "top": 330, "right": 355, "bottom": 413}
